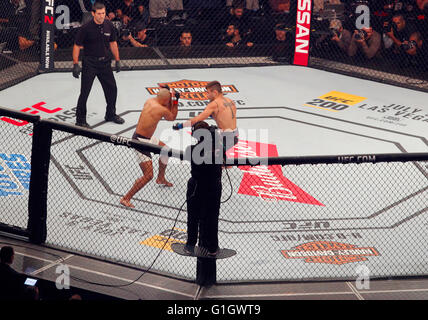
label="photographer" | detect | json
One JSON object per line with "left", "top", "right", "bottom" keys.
{"left": 383, "top": 13, "right": 417, "bottom": 54}
{"left": 400, "top": 31, "right": 426, "bottom": 67}
{"left": 348, "top": 27, "right": 381, "bottom": 59}
{"left": 121, "top": 23, "right": 154, "bottom": 47}
{"left": 327, "top": 19, "right": 352, "bottom": 55}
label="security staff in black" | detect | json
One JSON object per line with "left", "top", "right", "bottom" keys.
{"left": 72, "top": 2, "right": 125, "bottom": 128}
{"left": 184, "top": 121, "right": 223, "bottom": 257}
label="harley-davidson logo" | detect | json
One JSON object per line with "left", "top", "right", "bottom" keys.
{"left": 146, "top": 80, "right": 239, "bottom": 100}
{"left": 281, "top": 241, "right": 380, "bottom": 265}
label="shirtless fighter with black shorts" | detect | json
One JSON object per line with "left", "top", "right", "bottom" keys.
{"left": 120, "top": 87, "right": 179, "bottom": 208}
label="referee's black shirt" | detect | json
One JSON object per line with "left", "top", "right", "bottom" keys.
{"left": 75, "top": 19, "right": 117, "bottom": 58}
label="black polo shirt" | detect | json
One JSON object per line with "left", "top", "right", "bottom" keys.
{"left": 75, "top": 19, "right": 117, "bottom": 58}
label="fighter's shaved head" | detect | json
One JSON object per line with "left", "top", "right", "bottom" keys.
{"left": 157, "top": 88, "right": 171, "bottom": 105}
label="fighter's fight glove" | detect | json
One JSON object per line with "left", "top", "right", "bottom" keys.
{"left": 72, "top": 63, "right": 81, "bottom": 79}
{"left": 171, "top": 89, "right": 180, "bottom": 106}
{"left": 173, "top": 123, "right": 184, "bottom": 130}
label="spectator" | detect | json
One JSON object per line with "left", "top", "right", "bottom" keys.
{"left": 269, "top": 0, "right": 290, "bottom": 13}
{"left": 348, "top": 27, "right": 382, "bottom": 59}
{"left": 149, "top": 0, "right": 183, "bottom": 19}
{"left": 0, "top": 0, "right": 37, "bottom": 52}
{"left": 121, "top": 23, "right": 154, "bottom": 47}
{"left": 179, "top": 30, "right": 192, "bottom": 47}
{"left": 69, "top": 294, "right": 83, "bottom": 300}
{"left": 133, "top": 1, "right": 150, "bottom": 27}
{"left": 227, "top": 0, "right": 260, "bottom": 12}
{"left": 117, "top": 0, "right": 139, "bottom": 26}
{"left": 271, "top": 23, "right": 294, "bottom": 62}
{"left": 0, "top": 246, "right": 25, "bottom": 300}
{"left": 23, "top": 286, "right": 40, "bottom": 301}
{"left": 313, "top": 0, "right": 342, "bottom": 13}
{"left": 227, "top": 0, "right": 253, "bottom": 38}
{"left": 416, "top": 0, "right": 428, "bottom": 12}
{"left": 222, "top": 23, "right": 253, "bottom": 48}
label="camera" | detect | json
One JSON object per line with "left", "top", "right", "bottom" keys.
{"left": 384, "top": 21, "right": 398, "bottom": 34}
{"left": 120, "top": 28, "right": 132, "bottom": 38}
{"left": 354, "top": 29, "right": 367, "bottom": 40}
{"left": 329, "top": 28, "right": 339, "bottom": 38}
{"left": 401, "top": 40, "right": 417, "bottom": 51}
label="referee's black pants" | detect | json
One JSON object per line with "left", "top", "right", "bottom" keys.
{"left": 186, "top": 177, "right": 222, "bottom": 253}
{"left": 76, "top": 56, "right": 117, "bottom": 123}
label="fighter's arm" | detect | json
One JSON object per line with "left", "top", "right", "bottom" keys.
{"left": 163, "top": 103, "right": 178, "bottom": 121}
{"left": 188, "top": 102, "right": 217, "bottom": 125}
{"left": 172, "top": 101, "right": 216, "bottom": 130}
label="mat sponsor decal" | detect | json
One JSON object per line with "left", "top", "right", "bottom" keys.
{"left": 303, "top": 91, "right": 367, "bottom": 112}
{"left": 0, "top": 153, "right": 31, "bottom": 197}
{"left": 146, "top": 80, "right": 239, "bottom": 101}
{"left": 140, "top": 228, "right": 186, "bottom": 251}
{"left": 281, "top": 241, "right": 379, "bottom": 265}
{"left": 272, "top": 232, "right": 363, "bottom": 243}
{"left": 59, "top": 212, "right": 150, "bottom": 238}
{"left": 227, "top": 140, "right": 323, "bottom": 205}
{"left": 357, "top": 103, "right": 428, "bottom": 127}
{"left": 0, "top": 102, "right": 80, "bottom": 135}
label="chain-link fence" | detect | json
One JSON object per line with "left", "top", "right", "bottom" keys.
{"left": 53, "top": 0, "right": 296, "bottom": 70}
{"left": 2, "top": 1, "right": 428, "bottom": 92}
{"left": 1, "top": 107, "right": 427, "bottom": 282}
{"left": 0, "top": 108, "right": 36, "bottom": 236}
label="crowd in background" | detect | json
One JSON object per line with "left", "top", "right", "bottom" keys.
{"left": 0, "top": 0, "right": 427, "bottom": 69}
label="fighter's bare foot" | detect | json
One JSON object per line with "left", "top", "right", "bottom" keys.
{"left": 156, "top": 178, "right": 173, "bottom": 187}
{"left": 120, "top": 198, "right": 135, "bottom": 208}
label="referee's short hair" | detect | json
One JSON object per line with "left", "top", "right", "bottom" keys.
{"left": 92, "top": 2, "right": 106, "bottom": 12}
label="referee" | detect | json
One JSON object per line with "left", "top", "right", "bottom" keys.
{"left": 72, "top": 2, "right": 124, "bottom": 128}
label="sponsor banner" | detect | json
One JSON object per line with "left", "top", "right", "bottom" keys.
{"left": 227, "top": 140, "right": 323, "bottom": 205}
{"left": 281, "top": 241, "right": 380, "bottom": 265}
{"left": 41, "top": 0, "right": 55, "bottom": 70}
{"left": 294, "top": 0, "right": 312, "bottom": 66}
{"left": 146, "top": 80, "right": 239, "bottom": 101}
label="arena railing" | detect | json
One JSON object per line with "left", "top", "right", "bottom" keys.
{"left": 1, "top": 105, "right": 427, "bottom": 282}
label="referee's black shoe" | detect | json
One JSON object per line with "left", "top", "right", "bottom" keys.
{"left": 76, "top": 120, "right": 90, "bottom": 128}
{"left": 105, "top": 114, "right": 125, "bottom": 124}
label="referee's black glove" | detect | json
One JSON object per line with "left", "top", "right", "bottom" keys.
{"left": 72, "top": 63, "right": 81, "bottom": 79}
{"left": 115, "top": 60, "right": 121, "bottom": 73}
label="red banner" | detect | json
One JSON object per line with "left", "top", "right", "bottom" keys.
{"left": 293, "top": 0, "right": 312, "bottom": 66}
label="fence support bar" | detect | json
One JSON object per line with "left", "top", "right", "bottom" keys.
{"left": 28, "top": 121, "right": 52, "bottom": 244}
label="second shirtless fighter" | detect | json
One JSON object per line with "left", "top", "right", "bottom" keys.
{"left": 173, "top": 81, "right": 238, "bottom": 163}
{"left": 120, "top": 87, "right": 179, "bottom": 208}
